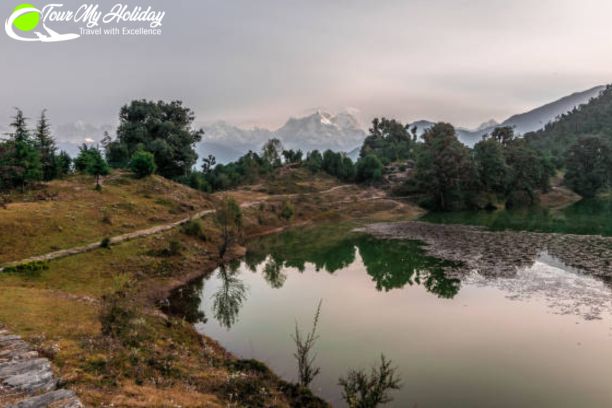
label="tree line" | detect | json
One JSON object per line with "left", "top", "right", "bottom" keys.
{"left": 3, "top": 97, "right": 609, "bottom": 204}
{"left": 0, "top": 109, "right": 71, "bottom": 191}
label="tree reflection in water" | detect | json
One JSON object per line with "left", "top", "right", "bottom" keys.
{"left": 166, "top": 224, "right": 462, "bottom": 328}
{"left": 246, "top": 225, "right": 461, "bottom": 298}
{"left": 213, "top": 261, "right": 248, "bottom": 329}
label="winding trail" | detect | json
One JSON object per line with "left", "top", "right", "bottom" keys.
{"left": 0, "top": 185, "right": 356, "bottom": 273}
{"left": 0, "top": 324, "right": 82, "bottom": 408}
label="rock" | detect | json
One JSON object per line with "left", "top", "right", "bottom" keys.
{"left": 0, "top": 325, "right": 83, "bottom": 407}
{"left": 7, "top": 389, "right": 82, "bottom": 408}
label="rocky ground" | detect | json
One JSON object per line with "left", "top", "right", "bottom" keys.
{"left": 360, "top": 221, "right": 612, "bottom": 279}
{"left": 0, "top": 324, "right": 82, "bottom": 408}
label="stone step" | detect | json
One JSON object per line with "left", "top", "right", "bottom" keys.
{"left": 0, "top": 359, "right": 50, "bottom": 379}
{"left": 7, "top": 389, "right": 83, "bottom": 408}
{"left": 0, "top": 325, "right": 83, "bottom": 407}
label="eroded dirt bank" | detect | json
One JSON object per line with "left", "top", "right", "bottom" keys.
{"left": 360, "top": 221, "right": 612, "bottom": 278}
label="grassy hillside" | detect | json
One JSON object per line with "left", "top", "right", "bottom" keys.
{"left": 525, "top": 85, "right": 612, "bottom": 159}
{"left": 0, "top": 168, "right": 421, "bottom": 407}
{"left": 0, "top": 171, "right": 213, "bottom": 264}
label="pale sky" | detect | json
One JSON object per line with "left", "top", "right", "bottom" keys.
{"left": 1, "top": 0, "right": 612, "bottom": 138}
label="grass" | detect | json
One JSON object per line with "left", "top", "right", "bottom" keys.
{"left": 0, "top": 166, "right": 423, "bottom": 407}
{"left": 0, "top": 171, "right": 213, "bottom": 264}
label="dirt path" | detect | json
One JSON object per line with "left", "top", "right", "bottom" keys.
{"left": 0, "top": 324, "right": 82, "bottom": 408}
{"left": 0, "top": 185, "right": 360, "bottom": 273}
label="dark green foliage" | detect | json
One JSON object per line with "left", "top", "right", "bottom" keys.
{"left": 166, "top": 239, "right": 183, "bottom": 256}
{"left": 411, "top": 123, "right": 474, "bottom": 211}
{"left": 338, "top": 354, "right": 401, "bottom": 408}
{"left": 34, "top": 110, "right": 57, "bottom": 181}
{"left": 360, "top": 118, "right": 415, "bottom": 164}
{"left": 280, "top": 200, "right": 295, "bottom": 222}
{"left": 55, "top": 151, "right": 72, "bottom": 177}
{"left": 525, "top": 85, "right": 612, "bottom": 162}
{"left": 2, "top": 261, "right": 49, "bottom": 275}
{"left": 322, "top": 150, "right": 355, "bottom": 181}
{"left": 181, "top": 219, "right": 206, "bottom": 240}
{"left": 105, "top": 141, "right": 130, "bottom": 168}
{"left": 409, "top": 124, "right": 555, "bottom": 210}
{"left": 305, "top": 150, "right": 323, "bottom": 173}
{"left": 183, "top": 171, "right": 211, "bottom": 192}
{"left": 473, "top": 137, "right": 509, "bottom": 194}
{"left": 129, "top": 150, "right": 157, "bottom": 178}
{"left": 77, "top": 146, "right": 110, "bottom": 188}
{"left": 282, "top": 149, "right": 303, "bottom": 164}
{"left": 564, "top": 136, "right": 611, "bottom": 198}
{"left": 201, "top": 150, "right": 272, "bottom": 192}
{"left": 356, "top": 154, "right": 383, "bottom": 183}
{"left": 504, "top": 139, "right": 555, "bottom": 206}
{"left": 116, "top": 100, "right": 203, "bottom": 179}
{"left": 0, "top": 109, "right": 42, "bottom": 190}
{"left": 100, "top": 237, "right": 111, "bottom": 248}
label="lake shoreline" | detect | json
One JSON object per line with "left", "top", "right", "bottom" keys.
{"left": 359, "top": 221, "right": 612, "bottom": 279}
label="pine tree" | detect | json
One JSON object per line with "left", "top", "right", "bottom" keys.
{"left": 6, "top": 109, "right": 42, "bottom": 190}
{"left": 34, "top": 110, "right": 57, "bottom": 181}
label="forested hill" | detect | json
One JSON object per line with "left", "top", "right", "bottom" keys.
{"left": 525, "top": 85, "right": 612, "bottom": 159}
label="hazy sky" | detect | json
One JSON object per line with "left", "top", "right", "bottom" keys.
{"left": 2, "top": 0, "right": 612, "bottom": 139}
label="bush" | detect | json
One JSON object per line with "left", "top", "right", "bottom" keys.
{"left": 181, "top": 219, "right": 205, "bottom": 240}
{"left": 280, "top": 200, "right": 295, "bottom": 222}
{"left": 339, "top": 355, "right": 402, "bottom": 408}
{"left": 100, "top": 237, "right": 112, "bottom": 248}
{"left": 129, "top": 150, "right": 157, "bottom": 178}
{"left": 356, "top": 154, "right": 383, "bottom": 183}
{"left": 3, "top": 261, "right": 48, "bottom": 275}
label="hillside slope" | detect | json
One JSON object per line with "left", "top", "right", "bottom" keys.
{"left": 0, "top": 172, "right": 213, "bottom": 264}
{"left": 525, "top": 85, "right": 612, "bottom": 158}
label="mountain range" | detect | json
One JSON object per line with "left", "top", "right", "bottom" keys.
{"left": 198, "top": 110, "right": 367, "bottom": 163}
{"left": 199, "top": 85, "right": 605, "bottom": 163}
{"left": 409, "top": 85, "right": 605, "bottom": 146}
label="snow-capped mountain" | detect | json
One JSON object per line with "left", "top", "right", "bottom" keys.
{"left": 200, "top": 110, "right": 367, "bottom": 163}
{"left": 409, "top": 85, "right": 605, "bottom": 146}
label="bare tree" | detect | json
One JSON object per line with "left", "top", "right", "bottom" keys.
{"left": 292, "top": 300, "right": 322, "bottom": 388}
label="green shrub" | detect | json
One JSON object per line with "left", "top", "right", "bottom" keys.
{"left": 280, "top": 200, "right": 295, "bottom": 222}
{"left": 3, "top": 261, "right": 49, "bottom": 275}
{"left": 100, "top": 237, "right": 112, "bottom": 248}
{"left": 129, "top": 150, "right": 157, "bottom": 178}
{"left": 181, "top": 219, "right": 206, "bottom": 240}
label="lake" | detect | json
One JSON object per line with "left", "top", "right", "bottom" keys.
{"left": 166, "top": 224, "right": 612, "bottom": 407}
{"left": 420, "top": 197, "right": 612, "bottom": 236}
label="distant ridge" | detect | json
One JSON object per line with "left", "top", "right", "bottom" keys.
{"left": 409, "top": 85, "right": 606, "bottom": 146}
{"left": 525, "top": 85, "right": 612, "bottom": 157}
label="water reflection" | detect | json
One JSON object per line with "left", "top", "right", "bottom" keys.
{"left": 213, "top": 263, "right": 248, "bottom": 329}
{"left": 167, "top": 225, "right": 461, "bottom": 328}
{"left": 420, "top": 197, "right": 612, "bottom": 236}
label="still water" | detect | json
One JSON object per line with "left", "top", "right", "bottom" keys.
{"left": 420, "top": 197, "right": 612, "bottom": 236}
{"left": 167, "top": 224, "right": 612, "bottom": 407}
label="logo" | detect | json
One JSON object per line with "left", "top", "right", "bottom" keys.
{"left": 5, "top": 3, "right": 79, "bottom": 42}
{"left": 5, "top": 3, "right": 166, "bottom": 42}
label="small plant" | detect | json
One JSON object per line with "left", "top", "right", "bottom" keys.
{"left": 3, "top": 261, "right": 49, "bottom": 275}
{"left": 100, "top": 237, "right": 111, "bottom": 248}
{"left": 338, "top": 354, "right": 402, "bottom": 408}
{"left": 181, "top": 219, "right": 206, "bottom": 240}
{"left": 280, "top": 200, "right": 295, "bottom": 222}
{"left": 166, "top": 239, "right": 183, "bottom": 256}
{"left": 292, "top": 300, "right": 322, "bottom": 388}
